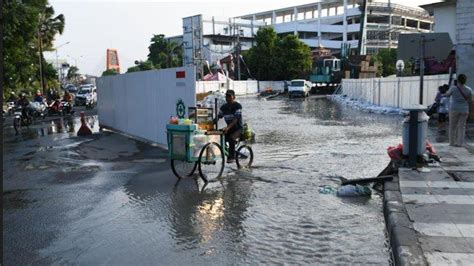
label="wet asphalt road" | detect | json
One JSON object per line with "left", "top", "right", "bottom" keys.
{"left": 3, "top": 97, "right": 404, "bottom": 264}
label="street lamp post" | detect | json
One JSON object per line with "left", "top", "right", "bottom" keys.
{"left": 54, "top": 41, "right": 70, "bottom": 85}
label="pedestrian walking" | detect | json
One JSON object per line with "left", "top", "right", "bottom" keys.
{"left": 437, "top": 85, "right": 449, "bottom": 133}
{"left": 444, "top": 74, "right": 472, "bottom": 147}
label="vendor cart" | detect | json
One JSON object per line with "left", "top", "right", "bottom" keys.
{"left": 167, "top": 101, "right": 254, "bottom": 182}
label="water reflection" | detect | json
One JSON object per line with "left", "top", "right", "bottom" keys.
{"left": 166, "top": 173, "right": 252, "bottom": 255}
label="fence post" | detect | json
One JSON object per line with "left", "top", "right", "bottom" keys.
{"left": 378, "top": 79, "right": 381, "bottom": 106}
{"left": 397, "top": 77, "right": 401, "bottom": 108}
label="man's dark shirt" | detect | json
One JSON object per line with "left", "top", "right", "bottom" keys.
{"left": 17, "top": 98, "right": 29, "bottom": 107}
{"left": 219, "top": 101, "right": 243, "bottom": 133}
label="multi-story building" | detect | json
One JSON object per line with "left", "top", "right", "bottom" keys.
{"left": 238, "top": 0, "right": 433, "bottom": 55}
{"left": 167, "top": 1, "right": 433, "bottom": 78}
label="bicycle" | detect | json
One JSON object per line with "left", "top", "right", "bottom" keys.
{"left": 169, "top": 127, "right": 253, "bottom": 183}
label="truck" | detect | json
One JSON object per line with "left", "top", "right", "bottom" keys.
{"left": 288, "top": 79, "right": 312, "bottom": 98}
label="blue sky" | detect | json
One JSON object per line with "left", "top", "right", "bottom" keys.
{"left": 45, "top": 0, "right": 438, "bottom": 76}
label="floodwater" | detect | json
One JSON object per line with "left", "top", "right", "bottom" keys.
{"left": 3, "top": 97, "right": 404, "bottom": 264}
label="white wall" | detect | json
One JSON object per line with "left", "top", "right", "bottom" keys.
{"left": 196, "top": 80, "right": 285, "bottom": 95}
{"left": 341, "top": 74, "right": 451, "bottom": 108}
{"left": 433, "top": 5, "right": 456, "bottom": 44}
{"left": 456, "top": 0, "right": 474, "bottom": 88}
{"left": 97, "top": 67, "right": 196, "bottom": 146}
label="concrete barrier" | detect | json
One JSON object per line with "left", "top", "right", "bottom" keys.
{"left": 341, "top": 74, "right": 451, "bottom": 108}
{"left": 97, "top": 67, "right": 196, "bottom": 146}
{"left": 196, "top": 80, "right": 285, "bottom": 95}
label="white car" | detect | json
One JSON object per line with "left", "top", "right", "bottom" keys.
{"left": 288, "top": 79, "right": 312, "bottom": 98}
{"left": 75, "top": 85, "right": 97, "bottom": 106}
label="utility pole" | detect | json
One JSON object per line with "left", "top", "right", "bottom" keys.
{"left": 37, "top": 30, "right": 46, "bottom": 94}
{"left": 236, "top": 25, "right": 241, "bottom": 81}
{"left": 357, "top": 0, "right": 368, "bottom": 55}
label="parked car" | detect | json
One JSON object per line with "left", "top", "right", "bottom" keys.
{"left": 75, "top": 85, "right": 97, "bottom": 106}
{"left": 66, "top": 85, "right": 78, "bottom": 95}
{"left": 288, "top": 79, "right": 312, "bottom": 98}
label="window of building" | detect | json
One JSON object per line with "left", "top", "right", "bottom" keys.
{"left": 420, "top": 21, "right": 431, "bottom": 30}
{"left": 406, "top": 19, "right": 418, "bottom": 28}
{"left": 367, "top": 15, "right": 390, "bottom": 24}
{"left": 391, "top": 16, "right": 402, "bottom": 26}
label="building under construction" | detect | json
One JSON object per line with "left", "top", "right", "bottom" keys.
{"left": 168, "top": 0, "right": 433, "bottom": 79}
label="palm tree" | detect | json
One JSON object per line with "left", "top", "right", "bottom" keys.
{"left": 38, "top": 5, "right": 65, "bottom": 93}
{"left": 67, "top": 66, "right": 79, "bottom": 83}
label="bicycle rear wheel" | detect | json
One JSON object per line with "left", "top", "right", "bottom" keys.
{"left": 171, "top": 160, "right": 197, "bottom": 179}
{"left": 198, "top": 142, "right": 224, "bottom": 182}
{"left": 236, "top": 145, "right": 253, "bottom": 169}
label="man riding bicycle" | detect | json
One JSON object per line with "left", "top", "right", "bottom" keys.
{"left": 217, "top": 90, "right": 243, "bottom": 163}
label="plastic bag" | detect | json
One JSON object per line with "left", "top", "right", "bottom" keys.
{"left": 387, "top": 144, "right": 403, "bottom": 161}
{"left": 336, "top": 184, "right": 372, "bottom": 197}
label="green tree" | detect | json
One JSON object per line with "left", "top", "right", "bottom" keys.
{"left": 102, "top": 69, "right": 119, "bottom": 76}
{"left": 127, "top": 60, "right": 155, "bottom": 73}
{"left": 147, "top": 34, "right": 182, "bottom": 69}
{"left": 277, "top": 35, "right": 312, "bottom": 80}
{"left": 244, "top": 27, "right": 312, "bottom": 80}
{"left": 244, "top": 27, "right": 279, "bottom": 80}
{"left": 67, "top": 66, "right": 80, "bottom": 82}
{"left": 3, "top": 0, "right": 65, "bottom": 98}
{"left": 374, "top": 48, "right": 397, "bottom": 77}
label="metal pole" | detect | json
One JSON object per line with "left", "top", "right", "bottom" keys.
{"left": 419, "top": 35, "right": 425, "bottom": 105}
{"left": 237, "top": 27, "right": 241, "bottom": 81}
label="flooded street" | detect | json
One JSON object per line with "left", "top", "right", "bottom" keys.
{"left": 3, "top": 97, "right": 403, "bottom": 264}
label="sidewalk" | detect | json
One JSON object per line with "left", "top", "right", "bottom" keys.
{"left": 385, "top": 123, "right": 474, "bottom": 265}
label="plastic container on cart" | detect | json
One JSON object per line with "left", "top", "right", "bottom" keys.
{"left": 166, "top": 124, "right": 198, "bottom": 161}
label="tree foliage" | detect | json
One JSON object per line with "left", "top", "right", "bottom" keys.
{"left": 67, "top": 66, "right": 80, "bottom": 82}
{"left": 244, "top": 27, "right": 312, "bottom": 80}
{"left": 147, "top": 34, "right": 182, "bottom": 69}
{"left": 3, "top": 0, "right": 65, "bottom": 98}
{"left": 373, "top": 48, "right": 397, "bottom": 77}
{"left": 102, "top": 69, "right": 119, "bottom": 76}
{"left": 127, "top": 60, "right": 155, "bottom": 73}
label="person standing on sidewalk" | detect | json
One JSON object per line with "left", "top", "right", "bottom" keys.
{"left": 444, "top": 74, "right": 472, "bottom": 147}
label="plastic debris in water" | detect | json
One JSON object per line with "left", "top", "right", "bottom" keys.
{"left": 318, "top": 185, "right": 336, "bottom": 194}
{"left": 336, "top": 184, "right": 372, "bottom": 197}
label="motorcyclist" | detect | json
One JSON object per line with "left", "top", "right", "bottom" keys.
{"left": 16, "top": 93, "right": 31, "bottom": 119}
{"left": 62, "top": 91, "right": 74, "bottom": 114}
{"left": 33, "top": 90, "right": 45, "bottom": 103}
{"left": 16, "top": 93, "right": 30, "bottom": 108}
{"left": 63, "top": 91, "right": 73, "bottom": 103}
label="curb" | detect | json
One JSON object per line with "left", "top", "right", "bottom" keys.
{"left": 383, "top": 175, "right": 427, "bottom": 266}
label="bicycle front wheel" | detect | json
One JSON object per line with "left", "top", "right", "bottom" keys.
{"left": 236, "top": 145, "right": 253, "bottom": 169}
{"left": 198, "top": 142, "right": 224, "bottom": 182}
{"left": 171, "top": 160, "right": 197, "bottom": 179}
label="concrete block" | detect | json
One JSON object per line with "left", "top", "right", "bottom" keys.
{"left": 396, "top": 245, "right": 427, "bottom": 266}
{"left": 385, "top": 200, "right": 405, "bottom": 214}
{"left": 391, "top": 225, "right": 419, "bottom": 248}
{"left": 388, "top": 212, "right": 414, "bottom": 231}
{"left": 385, "top": 190, "right": 403, "bottom": 202}
{"left": 384, "top": 180, "right": 399, "bottom": 191}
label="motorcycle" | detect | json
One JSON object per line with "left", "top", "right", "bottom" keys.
{"left": 29, "top": 101, "right": 47, "bottom": 118}
{"left": 62, "top": 101, "right": 75, "bottom": 115}
{"left": 47, "top": 100, "right": 64, "bottom": 116}
{"left": 6, "top": 101, "right": 15, "bottom": 115}
{"left": 13, "top": 106, "right": 32, "bottom": 135}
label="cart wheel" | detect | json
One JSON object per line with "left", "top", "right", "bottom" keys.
{"left": 236, "top": 145, "right": 253, "bottom": 169}
{"left": 171, "top": 160, "right": 197, "bottom": 179}
{"left": 198, "top": 142, "right": 224, "bottom": 182}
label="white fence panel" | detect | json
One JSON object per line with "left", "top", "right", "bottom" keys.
{"left": 195, "top": 80, "right": 286, "bottom": 95}
{"left": 341, "top": 74, "right": 451, "bottom": 109}
{"left": 97, "top": 67, "right": 196, "bottom": 146}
